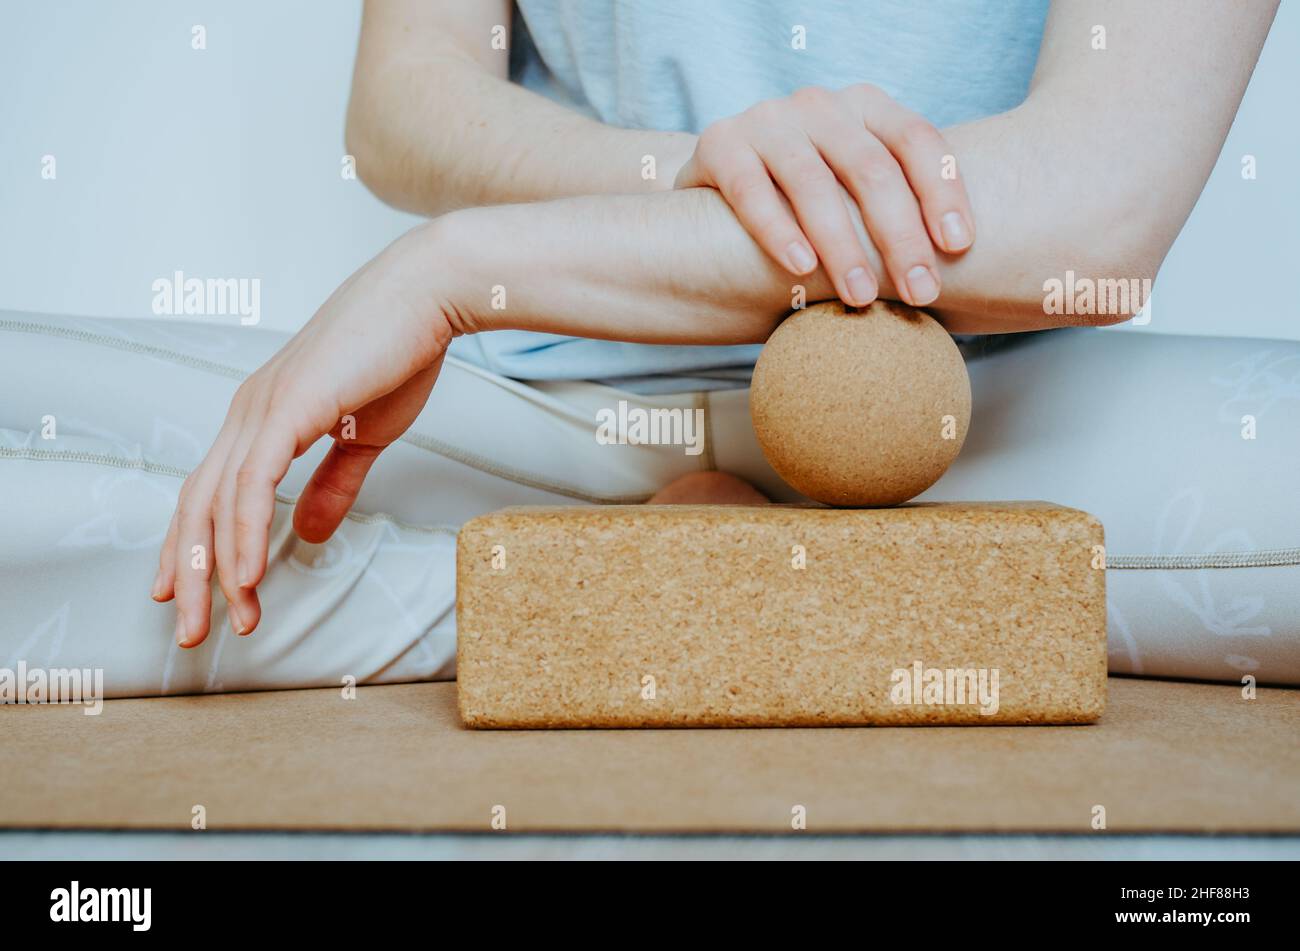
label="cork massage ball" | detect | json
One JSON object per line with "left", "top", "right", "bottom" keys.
{"left": 749, "top": 300, "right": 970, "bottom": 506}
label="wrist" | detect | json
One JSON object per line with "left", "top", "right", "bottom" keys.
{"left": 381, "top": 214, "right": 481, "bottom": 344}
{"left": 653, "top": 132, "right": 698, "bottom": 191}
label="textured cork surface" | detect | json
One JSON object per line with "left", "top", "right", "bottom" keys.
{"left": 750, "top": 300, "right": 971, "bottom": 506}
{"left": 457, "top": 502, "right": 1106, "bottom": 728}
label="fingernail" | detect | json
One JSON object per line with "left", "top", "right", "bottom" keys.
{"left": 228, "top": 603, "right": 247, "bottom": 637}
{"left": 906, "top": 265, "right": 940, "bottom": 306}
{"left": 844, "top": 267, "right": 876, "bottom": 306}
{"left": 150, "top": 572, "right": 164, "bottom": 601}
{"left": 941, "top": 212, "right": 971, "bottom": 251}
{"left": 237, "top": 556, "right": 251, "bottom": 589}
{"left": 785, "top": 241, "right": 816, "bottom": 274}
{"left": 175, "top": 615, "right": 190, "bottom": 648}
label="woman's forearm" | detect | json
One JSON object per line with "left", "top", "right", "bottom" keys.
{"left": 427, "top": 175, "right": 1119, "bottom": 345}
{"left": 346, "top": 2, "right": 694, "bottom": 215}
{"left": 426, "top": 23, "right": 1272, "bottom": 341}
{"left": 430, "top": 187, "right": 832, "bottom": 344}
{"left": 383, "top": 0, "right": 1274, "bottom": 336}
{"left": 418, "top": 106, "right": 1163, "bottom": 342}
{"left": 348, "top": 58, "right": 694, "bottom": 215}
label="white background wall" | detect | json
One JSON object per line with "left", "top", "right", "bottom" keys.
{"left": 0, "top": 0, "right": 1296, "bottom": 340}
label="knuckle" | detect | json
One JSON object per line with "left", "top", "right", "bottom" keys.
{"left": 855, "top": 153, "right": 903, "bottom": 189}
{"left": 177, "top": 493, "right": 210, "bottom": 525}
{"left": 823, "top": 237, "right": 869, "bottom": 267}
{"left": 726, "top": 173, "right": 771, "bottom": 205}
{"left": 885, "top": 234, "right": 936, "bottom": 265}
{"left": 268, "top": 380, "right": 297, "bottom": 408}
{"left": 231, "top": 375, "right": 269, "bottom": 414}
{"left": 265, "top": 391, "right": 316, "bottom": 434}
{"left": 786, "top": 157, "right": 833, "bottom": 190}
{"left": 791, "top": 85, "right": 832, "bottom": 108}
{"left": 696, "top": 123, "right": 732, "bottom": 158}
{"left": 747, "top": 98, "right": 786, "bottom": 123}
{"left": 234, "top": 465, "right": 262, "bottom": 490}
{"left": 233, "top": 511, "right": 260, "bottom": 536}
{"left": 896, "top": 117, "right": 942, "bottom": 152}
{"left": 311, "top": 468, "right": 354, "bottom": 502}
{"left": 847, "top": 82, "right": 886, "bottom": 106}
{"left": 742, "top": 208, "right": 790, "bottom": 240}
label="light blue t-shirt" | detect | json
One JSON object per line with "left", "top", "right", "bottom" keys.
{"left": 451, "top": 0, "right": 1050, "bottom": 394}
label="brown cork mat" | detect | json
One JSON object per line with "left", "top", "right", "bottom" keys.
{"left": 2, "top": 677, "right": 1296, "bottom": 833}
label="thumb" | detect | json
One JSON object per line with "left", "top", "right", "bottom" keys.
{"left": 672, "top": 152, "right": 701, "bottom": 189}
{"left": 292, "top": 441, "right": 384, "bottom": 544}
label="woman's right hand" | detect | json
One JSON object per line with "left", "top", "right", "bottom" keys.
{"left": 151, "top": 227, "right": 455, "bottom": 648}
{"left": 674, "top": 83, "right": 975, "bottom": 309}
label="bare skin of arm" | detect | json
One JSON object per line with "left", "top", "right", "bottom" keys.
{"left": 345, "top": 0, "right": 693, "bottom": 213}
{"left": 348, "top": 0, "right": 1277, "bottom": 329}
{"left": 347, "top": 0, "right": 975, "bottom": 308}
{"left": 156, "top": 0, "right": 1277, "bottom": 645}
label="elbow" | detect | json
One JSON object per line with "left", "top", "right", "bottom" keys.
{"left": 344, "top": 97, "right": 403, "bottom": 211}
{"left": 1041, "top": 198, "right": 1174, "bottom": 328}
{"left": 345, "top": 49, "right": 484, "bottom": 217}
{"left": 1090, "top": 204, "right": 1177, "bottom": 326}
{"left": 343, "top": 105, "right": 370, "bottom": 187}
{"left": 344, "top": 85, "right": 447, "bottom": 216}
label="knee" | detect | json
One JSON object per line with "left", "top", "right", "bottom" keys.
{"left": 648, "top": 471, "right": 769, "bottom": 505}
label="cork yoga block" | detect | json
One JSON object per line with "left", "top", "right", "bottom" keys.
{"left": 456, "top": 502, "right": 1107, "bottom": 728}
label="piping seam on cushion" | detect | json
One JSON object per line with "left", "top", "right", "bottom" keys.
{"left": 0, "top": 318, "right": 651, "bottom": 505}
{"left": 1106, "top": 551, "right": 1300, "bottom": 569}
{"left": 0, "top": 445, "right": 459, "bottom": 537}
{"left": 0, "top": 317, "right": 248, "bottom": 378}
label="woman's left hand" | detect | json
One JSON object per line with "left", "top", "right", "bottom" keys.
{"left": 675, "top": 83, "right": 975, "bottom": 309}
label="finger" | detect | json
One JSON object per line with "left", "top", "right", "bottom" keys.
{"left": 847, "top": 84, "right": 975, "bottom": 254}
{"left": 813, "top": 122, "right": 941, "bottom": 307}
{"left": 710, "top": 147, "right": 818, "bottom": 276}
{"left": 233, "top": 422, "right": 298, "bottom": 592}
{"left": 172, "top": 467, "right": 218, "bottom": 648}
{"left": 758, "top": 134, "right": 878, "bottom": 307}
{"left": 152, "top": 505, "right": 180, "bottom": 602}
{"left": 214, "top": 433, "right": 264, "bottom": 637}
{"left": 293, "top": 440, "right": 385, "bottom": 544}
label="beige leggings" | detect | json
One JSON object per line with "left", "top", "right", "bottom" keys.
{"left": 2, "top": 312, "right": 1298, "bottom": 697}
